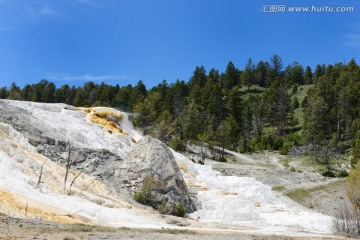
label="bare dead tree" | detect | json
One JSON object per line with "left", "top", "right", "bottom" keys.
{"left": 333, "top": 204, "right": 360, "bottom": 238}
{"left": 35, "top": 160, "right": 46, "bottom": 188}
{"left": 64, "top": 141, "right": 74, "bottom": 192}
{"left": 69, "top": 170, "right": 82, "bottom": 192}
{"left": 333, "top": 167, "right": 360, "bottom": 237}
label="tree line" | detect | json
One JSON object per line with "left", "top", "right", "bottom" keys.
{"left": 1, "top": 55, "right": 359, "bottom": 166}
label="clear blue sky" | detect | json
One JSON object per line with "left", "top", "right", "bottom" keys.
{"left": 0, "top": 0, "right": 359, "bottom": 88}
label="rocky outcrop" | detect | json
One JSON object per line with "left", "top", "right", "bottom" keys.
{"left": 121, "top": 136, "right": 196, "bottom": 213}
{"left": 0, "top": 100, "right": 196, "bottom": 213}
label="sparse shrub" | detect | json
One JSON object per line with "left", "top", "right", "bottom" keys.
{"left": 333, "top": 165, "right": 360, "bottom": 237}
{"left": 279, "top": 147, "right": 289, "bottom": 155}
{"left": 290, "top": 166, "right": 296, "bottom": 172}
{"left": 322, "top": 170, "right": 336, "bottom": 178}
{"left": 332, "top": 204, "right": 360, "bottom": 238}
{"left": 169, "top": 135, "right": 186, "bottom": 152}
{"left": 218, "top": 156, "right": 227, "bottom": 162}
{"left": 338, "top": 170, "right": 349, "bottom": 178}
{"left": 157, "top": 201, "right": 185, "bottom": 217}
{"left": 286, "top": 188, "right": 310, "bottom": 203}
{"left": 174, "top": 202, "right": 185, "bottom": 217}
{"left": 273, "top": 138, "right": 284, "bottom": 151}
{"left": 351, "top": 157, "right": 359, "bottom": 169}
{"left": 272, "top": 185, "right": 285, "bottom": 191}
{"left": 134, "top": 177, "right": 163, "bottom": 206}
{"left": 347, "top": 165, "right": 360, "bottom": 210}
{"left": 133, "top": 190, "right": 146, "bottom": 204}
{"left": 157, "top": 201, "right": 172, "bottom": 215}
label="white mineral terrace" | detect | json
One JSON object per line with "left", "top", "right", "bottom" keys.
{"left": 0, "top": 100, "right": 333, "bottom": 237}
{"left": 173, "top": 151, "right": 332, "bottom": 234}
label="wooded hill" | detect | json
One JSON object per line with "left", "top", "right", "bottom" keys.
{"left": 1, "top": 55, "right": 360, "bottom": 168}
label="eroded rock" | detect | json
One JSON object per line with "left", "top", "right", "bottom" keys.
{"left": 122, "top": 136, "right": 196, "bottom": 213}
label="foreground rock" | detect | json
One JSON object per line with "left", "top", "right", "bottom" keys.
{"left": 121, "top": 136, "right": 196, "bottom": 213}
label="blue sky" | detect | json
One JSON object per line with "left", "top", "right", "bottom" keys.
{"left": 0, "top": 0, "right": 359, "bottom": 88}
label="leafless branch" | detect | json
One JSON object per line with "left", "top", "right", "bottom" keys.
{"left": 69, "top": 170, "right": 82, "bottom": 192}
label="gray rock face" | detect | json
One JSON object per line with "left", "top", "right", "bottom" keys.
{"left": 121, "top": 136, "right": 196, "bottom": 213}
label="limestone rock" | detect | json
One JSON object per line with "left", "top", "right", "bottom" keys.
{"left": 123, "top": 136, "right": 196, "bottom": 213}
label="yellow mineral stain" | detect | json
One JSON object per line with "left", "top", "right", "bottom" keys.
{"left": 105, "top": 122, "right": 123, "bottom": 134}
{"left": 90, "top": 115, "right": 108, "bottom": 126}
{"left": 0, "top": 188, "right": 89, "bottom": 224}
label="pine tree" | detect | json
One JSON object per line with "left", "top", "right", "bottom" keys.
{"left": 254, "top": 61, "right": 270, "bottom": 87}
{"left": 242, "top": 58, "right": 255, "bottom": 91}
{"left": 304, "top": 66, "right": 313, "bottom": 84}
{"left": 42, "top": 82, "right": 56, "bottom": 103}
{"left": 0, "top": 87, "right": 8, "bottom": 99}
{"left": 8, "top": 82, "right": 21, "bottom": 100}
{"left": 180, "top": 100, "right": 204, "bottom": 147}
{"left": 221, "top": 61, "right": 241, "bottom": 90}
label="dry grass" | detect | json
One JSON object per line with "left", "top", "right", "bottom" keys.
{"left": 0, "top": 189, "right": 87, "bottom": 224}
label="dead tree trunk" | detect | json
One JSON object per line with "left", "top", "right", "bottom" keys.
{"left": 36, "top": 160, "right": 46, "bottom": 188}
{"left": 69, "top": 171, "right": 82, "bottom": 192}
{"left": 64, "top": 141, "right": 73, "bottom": 192}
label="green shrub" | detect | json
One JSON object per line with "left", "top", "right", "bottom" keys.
{"left": 174, "top": 203, "right": 185, "bottom": 217}
{"left": 218, "top": 156, "right": 227, "bottom": 162}
{"left": 279, "top": 147, "right": 289, "bottom": 155}
{"left": 273, "top": 138, "right": 284, "bottom": 150}
{"left": 134, "top": 177, "right": 162, "bottom": 205}
{"left": 169, "top": 136, "right": 186, "bottom": 152}
{"left": 338, "top": 170, "right": 349, "bottom": 178}
{"left": 322, "top": 170, "right": 336, "bottom": 178}
{"left": 351, "top": 157, "right": 359, "bottom": 169}
{"left": 290, "top": 166, "right": 296, "bottom": 172}
{"left": 134, "top": 190, "right": 146, "bottom": 204}
{"left": 157, "top": 201, "right": 172, "bottom": 215}
{"left": 157, "top": 201, "right": 185, "bottom": 217}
